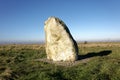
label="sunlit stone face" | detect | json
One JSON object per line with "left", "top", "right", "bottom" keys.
{"left": 44, "top": 17, "right": 78, "bottom": 61}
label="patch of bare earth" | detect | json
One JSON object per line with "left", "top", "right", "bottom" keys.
{"left": 34, "top": 58, "right": 91, "bottom": 67}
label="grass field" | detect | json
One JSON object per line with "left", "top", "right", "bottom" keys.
{"left": 0, "top": 42, "right": 120, "bottom": 80}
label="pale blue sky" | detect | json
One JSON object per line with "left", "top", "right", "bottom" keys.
{"left": 0, "top": 0, "right": 120, "bottom": 43}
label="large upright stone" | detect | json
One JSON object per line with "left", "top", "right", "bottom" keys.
{"left": 44, "top": 17, "right": 78, "bottom": 61}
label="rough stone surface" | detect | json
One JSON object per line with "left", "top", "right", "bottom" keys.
{"left": 44, "top": 17, "right": 78, "bottom": 61}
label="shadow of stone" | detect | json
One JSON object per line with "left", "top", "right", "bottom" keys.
{"left": 78, "top": 50, "right": 112, "bottom": 60}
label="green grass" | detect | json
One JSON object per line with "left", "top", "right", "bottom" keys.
{"left": 0, "top": 43, "right": 120, "bottom": 80}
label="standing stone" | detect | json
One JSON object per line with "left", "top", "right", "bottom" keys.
{"left": 44, "top": 17, "right": 78, "bottom": 61}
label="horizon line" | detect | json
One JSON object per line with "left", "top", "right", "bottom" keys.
{"left": 0, "top": 40, "right": 120, "bottom": 44}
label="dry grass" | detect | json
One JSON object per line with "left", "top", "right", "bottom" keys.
{"left": 78, "top": 42, "right": 120, "bottom": 47}
{"left": 0, "top": 42, "right": 120, "bottom": 80}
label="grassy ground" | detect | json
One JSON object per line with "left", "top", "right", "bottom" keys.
{"left": 0, "top": 42, "right": 120, "bottom": 80}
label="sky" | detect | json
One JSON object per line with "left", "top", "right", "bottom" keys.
{"left": 0, "top": 0, "right": 120, "bottom": 43}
